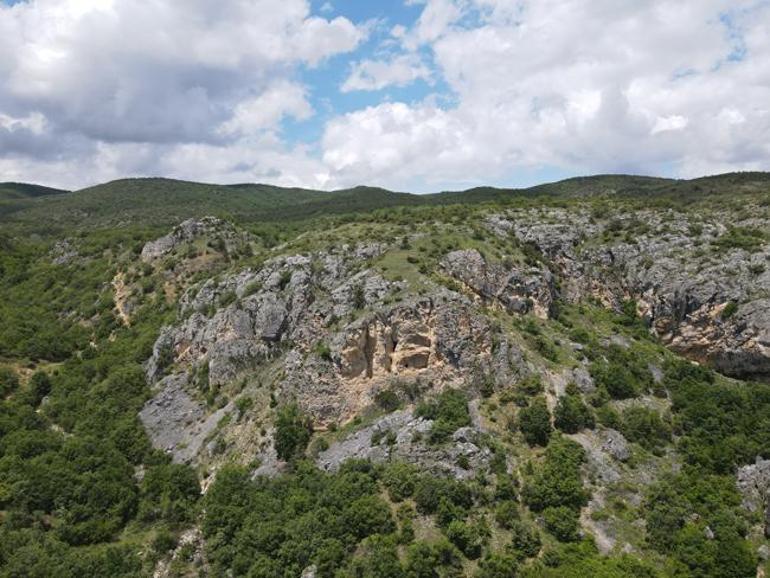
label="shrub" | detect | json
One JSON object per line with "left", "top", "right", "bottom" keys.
{"left": 620, "top": 406, "right": 671, "bottom": 452}
{"left": 274, "top": 403, "right": 313, "bottom": 461}
{"left": 374, "top": 389, "right": 401, "bottom": 412}
{"left": 405, "top": 539, "right": 462, "bottom": 577}
{"left": 543, "top": 506, "right": 581, "bottom": 542}
{"left": 0, "top": 366, "right": 19, "bottom": 397}
{"left": 713, "top": 226, "right": 767, "bottom": 252}
{"left": 494, "top": 500, "right": 520, "bottom": 529}
{"left": 722, "top": 301, "right": 738, "bottom": 320}
{"left": 590, "top": 345, "right": 653, "bottom": 400}
{"left": 314, "top": 341, "right": 333, "bottom": 362}
{"left": 554, "top": 394, "right": 594, "bottom": 433}
{"left": 219, "top": 290, "right": 237, "bottom": 308}
{"left": 416, "top": 389, "right": 471, "bottom": 444}
{"left": 445, "top": 520, "right": 484, "bottom": 559}
{"left": 595, "top": 405, "right": 622, "bottom": 429}
{"left": 343, "top": 495, "right": 396, "bottom": 540}
{"left": 475, "top": 552, "right": 519, "bottom": 578}
{"left": 383, "top": 463, "right": 418, "bottom": 502}
{"left": 352, "top": 283, "right": 366, "bottom": 309}
{"left": 523, "top": 436, "right": 588, "bottom": 512}
{"left": 508, "top": 520, "right": 542, "bottom": 560}
{"left": 518, "top": 396, "right": 552, "bottom": 446}
{"left": 413, "top": 476, "right": 472, "bottom": 516}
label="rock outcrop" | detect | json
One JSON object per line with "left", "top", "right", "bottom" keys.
{"left": 140, "top": 216, "right": 252, "bottom": 261}
{"left": 139, "top": 373, "right": 233, "bottom": 464}
{"left": 487, "top": 209, "right": 770, "bottom": 380}
{"left": 316, "top": 409, "right": 493, "bottom": 480}
{"left": 737, "top": 457, "right": 770, "bottom": 538}
{"left": 441, "top": 249, "right": 557, "bottom": 318}
{"left": 140, "top": 236, "right": 527, "bottom": 463}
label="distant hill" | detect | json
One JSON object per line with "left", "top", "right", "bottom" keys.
{"left": 0, "top": 182, "right": 70, "bottom": 221}
{"left": 2, "top": 171, "right": 769, "bottom": 232}
{"left": 0, "top": 182, "right": 69, "bottom": 200}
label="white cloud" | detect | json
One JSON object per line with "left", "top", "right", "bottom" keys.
{"left": 651, "top": 115, "right": 689, "bottom": 135}
{"left": 320, "top": 0, "right": 770, "bottom": 188}
{"left": 218, "top": 81, "right": 312, "bottom": 136}
{"left": 0, "top": 0, "right": 363, "bottom": 186}
{"left": 410, "top": 0, "right": 464, "bottom": 46}
{"left": 341, "top": 54, "right": 432, "bottom": 92}
{"left": 0, "top": 111, "right": 48, "bottom": 135}
{"left": 1, "top": 0, "right": 769, "bottom": 191}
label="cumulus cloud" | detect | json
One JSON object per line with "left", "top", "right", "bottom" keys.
{"left": 218, "top": 81, "right": 313, "bottom": 136}
{"left": 0, "top": 0, "right": 363, "bottom": 187}
{"left": 0, "top": 0, "right": 769, "bottom": 190}
{"left": 320, "top": 0, "right": 770, "bottom": 188}
{"left": 341, "top": 54, "right": 432, "bottom": 92}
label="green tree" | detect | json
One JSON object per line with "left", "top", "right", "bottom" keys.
{"left": 274, "top": 403, "right": 313, "bottom": 461}
{"left": 554, "top": 394, "right": 594, "bottom": 434}
{"left": 0, "top": 366, "right": 19, "bottom": 397}
{"left": 519, "top": 397, "right": 552, "bottom": 446}
{"left": 543, "top": 506, "right": 581, "bottom": 542}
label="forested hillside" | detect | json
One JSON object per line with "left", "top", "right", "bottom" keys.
{"left": 1, "top": 173, "right": 769, "bottom": 577}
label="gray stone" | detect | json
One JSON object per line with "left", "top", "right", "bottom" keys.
{"left": 441, "top": 249, "right": 557, "bottom": 319}
{"left": 316, "top": 408, "right": 492, "bottom": 480}
{"left": 139, "top": 373, "right": 233, "bottom": 464}
{"left": 601, "top": 429, "right": 631, "bottom": 462}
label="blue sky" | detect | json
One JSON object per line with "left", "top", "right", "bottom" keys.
{"left": 0, "top": 0, "right": 768, "bottom": 191}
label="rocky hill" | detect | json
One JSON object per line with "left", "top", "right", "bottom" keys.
{"left": 0, "top": 174, "right": 769, "bottom": 577}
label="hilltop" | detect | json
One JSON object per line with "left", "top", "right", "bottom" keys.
{"left": 2, "top": 171, "right": 769, "bottom": 233}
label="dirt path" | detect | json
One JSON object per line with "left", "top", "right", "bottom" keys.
{"left": 112, "top": 271, "right": 131, "bottom": 326}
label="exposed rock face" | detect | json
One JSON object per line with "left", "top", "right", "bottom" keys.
{"left": 600, "top": 429, "right": 631, "bottom": 462}
{"left": 737, "top": 457, "right": 770, "bottom": 537}
{"left": 141, "top": 238, "right": 527, "bottom": 462}
{"left": 139, "top": 374, "right": 233, "bottom": 464}
{"left": 570, "top": 429, "right": 630, "bottom": 484}
{"left": 140, "top": 216, "right": 251, "bottom": 261}
{"left": 50, "top": 239, "right": 79, "bottom": 265}
{"left": 487, "top": 209, "right": 770, "bottom": 380}
{"left": 441, "top": 249, "right": 557, "bottom": 319}
{"left": 316, "top": 409, "right": 492, "bottom": 480}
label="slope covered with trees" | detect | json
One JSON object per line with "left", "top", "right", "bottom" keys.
{"left": 0, "top": 172, "right": 769, "bottom": 577}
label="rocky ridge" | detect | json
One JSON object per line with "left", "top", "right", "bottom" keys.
{"left": 487, "top": 208, "right": 770, "bottom": 380}
{"left": 140, "top": 228, "right": 532, "bottom": 465}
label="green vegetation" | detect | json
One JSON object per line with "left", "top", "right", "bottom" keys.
{"left": 415, "top": 388, "right": 471, "bottom": 443}
{"left": 618, "top": 406, "right": 671, "bottom": 453}
{"left": 518, "top": 396, "right": 552, "bottom": 446}
{"left": 523, "top": 436, "right": 588, "bottom": 514}
{"left": 274, "top": 403, "right": 313, "bottom": 461}
{"left": 713, "top": 226, "right": 767, "bottom": 252}
{"left": 589, "top": 344, "right": 654, "bottom": 400}
{"left": 554, "top": 388, "right": 595, "bottom": 434}
{"left": 0, "top": 172, "right": 768, "bottom": 576}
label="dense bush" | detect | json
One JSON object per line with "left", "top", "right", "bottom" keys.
{"left": 554, "top": 392, "right": 594, "bottom": 434}
{"left": 415, "top": 388, "right": 471, "bottom": 443}
{"left": 274, "top": 403, "right": 313, "bottom": 461}
{"left": 518, "top": 396, "right": 552, "bottom": 446}
{"left": 645, "top": 470, "right": 756, "bottom": 578}
{"left": 523, "top": 436, "right": 587, "bottom": 513}
{"left": 619, "top": 406, "right": 671, "bottom": 452}
{"left": 203, "top": 460, "right": 484, "bottom": 577}
{"left": 382, "top": 462, "right": 418, "bottom": 502}
{"left": 476, "top": 552, "right": 519, "bottom": 578}
{"left": 543, "top": 506, "right": 581, "bottom": 542}
{"left": 590, "top": 345, "right": 653, "bottom": 400}
{"left": 0, "top": 366, "right": 19, "bottom": 397}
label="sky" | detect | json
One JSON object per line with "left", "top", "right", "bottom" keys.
{"left": 0, "top": 0, "right": 769, "bottom": 192}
